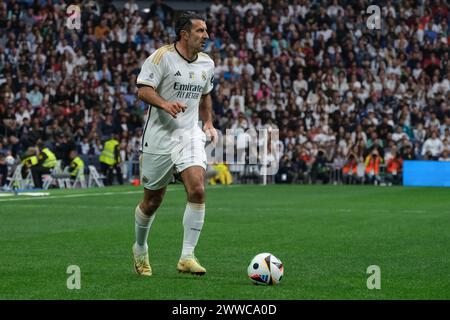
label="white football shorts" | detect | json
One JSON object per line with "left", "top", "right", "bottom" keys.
{"left": 140, "top": 129, "right": 207, "bottom": 190}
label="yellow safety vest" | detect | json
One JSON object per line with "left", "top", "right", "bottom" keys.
{"left": 70, "top": 156, "right": 85, "bottom": 177}
{"left": 41, "top": 148, "right": 57, "bottom": 168}
{"left": 99, "top": 139, "right": 119, "bottom": 165}
{"left": 22, "top": 155, "right": 38, "bottom": 166}
{"left": 213, "top": 163, "right": 229, "bottom": 174}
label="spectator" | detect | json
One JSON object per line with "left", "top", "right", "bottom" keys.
{"left": 439, "top": 149, "right": 450, "bottom": 162}
{"left": 413, "top": 123, "right": 427, "bottom": 144}
{"left": 26, "top": 85, "right": 43, "bottom": 108}
{"left": 421, "top": 131, "right": 444, "bottom": 160}
{"left": 124, "top": 0, "right": 139, "bottom": 14}
{"left": 209, "top": 0, "right": 223, "bottom": 15}
{"left": 95, "top": 19, "right": 110, "bottom": 41}
{"left": 149, "top": 0, "right": 174, "bottom": 23}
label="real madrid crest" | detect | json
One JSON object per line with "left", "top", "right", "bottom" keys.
{"left": 201, "top": 71, "right": 206, "bottom": 81}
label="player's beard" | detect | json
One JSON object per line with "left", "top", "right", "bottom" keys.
{"left": 189, "top": 42, "right": 202, "bottom": 54}
{"left": 199, "top": 40, "right": 206, "bottom": 52}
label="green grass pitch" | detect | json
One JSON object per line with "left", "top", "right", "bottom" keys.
{"left": 1, "top": 184, "right": 449, "bottom": 300}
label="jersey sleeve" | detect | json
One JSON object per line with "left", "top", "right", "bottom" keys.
{"left": 202, "top": 63, "right": 215, "bottom": 95}
{"left": 136, "top": 54, "right": 165, "bottom": 89}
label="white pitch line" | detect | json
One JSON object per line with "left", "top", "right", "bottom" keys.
{"left": 0, "top": 189, "right": 181, "bottom": 203}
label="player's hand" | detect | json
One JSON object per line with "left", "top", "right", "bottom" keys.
{"left": 161, "top": 101, "right": 187, "bottom": 118}
{"left": 203, "top": 121, "right": 218, "bottom": 145}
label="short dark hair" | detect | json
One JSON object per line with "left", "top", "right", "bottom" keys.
{"left": 175, "top": 11, "right": 205, "bottom": 41}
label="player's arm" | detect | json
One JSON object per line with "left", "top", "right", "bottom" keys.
{"left": 137, "top": 85, "right": 186, "bottom": 118}
{"left": 136, "top": 55, "right": 185, "bottom": 119}
{"left": 199, "top": 93, "right": 218, "bottom": 144}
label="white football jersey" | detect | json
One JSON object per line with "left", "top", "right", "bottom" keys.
{"left": 137, "top": 44, "right": 215, "bottom": 154}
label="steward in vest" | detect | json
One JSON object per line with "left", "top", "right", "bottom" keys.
{"left": 68, "top": 150, "right": 85, "bottom": 181}
{"left": 99, "top": 134, "right": 123, "bottom": 185}
{"left": 31, "top": 143, "right": 57, "bottom": 189}
{"left": 209, "top": 163, "right": 233, "bottom": 185}
{"left": 20, "top": 147, "right": 39, "bottom": 179}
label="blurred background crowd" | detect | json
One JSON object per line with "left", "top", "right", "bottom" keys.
{"left": 0, "top": 0, "right": 449, "bottom": 187}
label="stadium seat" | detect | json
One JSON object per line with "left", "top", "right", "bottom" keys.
{"left": 43, "top": 161, "right": 71, "bottom": 190}
{"left": 71, "top": 169, "right": 87, "bottom": 189}
{"left": 7, "top": 164, "right": 34, "bottom": 189}
{"left": 88, "top": 165, "right": 105, "bottom": 188}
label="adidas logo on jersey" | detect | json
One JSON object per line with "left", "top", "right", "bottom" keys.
{"left": 174, "top": 71, "right": 181, "bottom": 76}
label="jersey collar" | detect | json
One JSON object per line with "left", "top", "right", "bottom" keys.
{"left": 174, "top": 43, "right": 198, "bottom": 64}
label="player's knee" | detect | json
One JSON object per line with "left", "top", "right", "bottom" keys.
{"left": 141, "top": 197, "right": 163, "bottom": 215}
{"left": 188, "top": 184, "right": 205, "bottom": 203}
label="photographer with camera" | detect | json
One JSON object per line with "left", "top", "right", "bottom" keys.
{"left": 364, "top": 148, "right": 383, "bottom": 185}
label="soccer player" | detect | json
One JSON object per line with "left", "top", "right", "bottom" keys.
{"left": 132, "top": 11, "right": 217, "bottom": 276}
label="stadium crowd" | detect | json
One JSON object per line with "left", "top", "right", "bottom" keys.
{"left": 0, "top": 0, "right": 450, "bottom": 188}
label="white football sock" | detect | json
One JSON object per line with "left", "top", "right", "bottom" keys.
{"left": 181, "top": 202, "right": 205, "bottom": 259}
{"left": 134, "top": 205, "right": 155, "bottom": 255}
